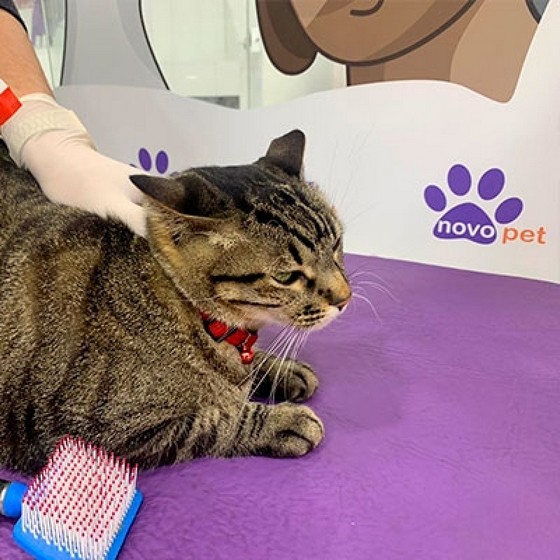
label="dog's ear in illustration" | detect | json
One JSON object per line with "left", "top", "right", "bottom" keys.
{"left": 256, "top": 0, "right": 317, "bottom": 74}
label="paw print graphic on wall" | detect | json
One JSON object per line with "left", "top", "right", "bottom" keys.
{"left": 133, "top": 148, "right": 169, "bottom": 175}
{"left": 424, "top": 164, "right": 523, "bottom": 245}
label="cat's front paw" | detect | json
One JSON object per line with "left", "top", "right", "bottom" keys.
{"left": 257, "top": 403, "right": 324, "bottom": 457}
{"left": 281, "top": 361, "right": 319, "bottom": 403}
{"left": 252, "top": 354, "right": 319, "bottom": 403}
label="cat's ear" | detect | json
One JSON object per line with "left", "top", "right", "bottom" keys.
{"left": 130, "top": 175, "right": 187, "bottom": 213}
{"left": 131, "top": 174, "right": 229, "bottom": 244}
{"left": 262, "top": 129, "right": 305, "bottom": 177}
{"left": 130, "top": 173, "right": 212, "bottom": 217}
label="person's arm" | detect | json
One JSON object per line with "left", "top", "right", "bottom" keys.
{"left": 0, "top": 5, "right": 147, "bottom": 236}
{"left": 0, "top": 9, "right": 52, "bottom": 97}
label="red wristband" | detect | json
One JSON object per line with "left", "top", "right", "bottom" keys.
{"left": 0, "top": 83, "right": 22, "bottom": 126}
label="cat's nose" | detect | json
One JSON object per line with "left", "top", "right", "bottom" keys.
{"left": 331, "top": 284, "right": 352, "bottom": 311}
{"left": 326, "top": 271, "right": 352, "bottom": 310}
{"left": 333, "top": 294, "right": 352, "bottom": 311}
{"left": 321, "top": 269, "right": 352, "bottom": 310}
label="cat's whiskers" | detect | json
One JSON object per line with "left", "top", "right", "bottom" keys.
{"left": 233, "top": 327, "right": 289, "bottom": 392}
{"left": 348, "top": 267, "right": 392, "bottom": 288}
{"left": 276, "top": 331, "right": 303, "bottom": 403}
{"left": 351, "top": 289, "right": 380, "bottom": 322}
{"left": 250, "top": 327, "right": 296, "bottom": 403}
{"left": 351, "top": 279, "right": 397, "bottom": 302}
{"left": 282, "top": 329, "right": 309, "bottom": 401}
{"left": 235, "top": 325, "right": 295, "bottom": 408}
{"left": 223, "top": 326, "right": 297, "bottom": 450}
{"left": 328, "top": 131, "right": 370, "bottom": 217}
{"left": 262, "top": 325, "right": 295, "bottom": 361}
{"left": 268, "top": 328, "right": 302, "bottom": 404}
{"left": 348, "top": 267, "right": 397, "bottom": 301}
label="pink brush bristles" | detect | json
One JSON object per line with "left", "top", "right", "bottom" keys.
{"left": 18, "top": 435, "right": 140, "bottom": 560}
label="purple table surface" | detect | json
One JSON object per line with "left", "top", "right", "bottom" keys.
{"left": 2, "top": 254, "right": 560, "bottom": 560}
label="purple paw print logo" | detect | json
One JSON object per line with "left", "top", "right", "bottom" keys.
{"left": 133, "top": 148, "right": 169, "bottom": 175}
{"left": 424, "top": 164, "right": 523, "bottom": 245}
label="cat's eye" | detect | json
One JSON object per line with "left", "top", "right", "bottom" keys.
{"left": 272, "top": 271, "right": 303, "bottom": 285}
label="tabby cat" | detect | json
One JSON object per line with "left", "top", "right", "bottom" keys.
{"left": 0, "top": 130, "right": 350, "bottom": 474}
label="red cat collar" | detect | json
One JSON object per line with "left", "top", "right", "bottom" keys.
{"left": 0, "top": 80, "right": 21, "bottom": 126}
{"left": 200, "top": 311, "right": 258, "bottom": 365}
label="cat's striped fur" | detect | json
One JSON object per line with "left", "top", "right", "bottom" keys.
{"left": 0, "top": 130, "right": 351, "bottom": 474}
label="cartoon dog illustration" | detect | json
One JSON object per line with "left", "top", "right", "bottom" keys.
{"left": 256, "top": 0, "right": 547, "bottom": 101}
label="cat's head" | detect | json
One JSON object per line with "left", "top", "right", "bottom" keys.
{"left": 130, "top": 130, "right": 351, "bottom": 330}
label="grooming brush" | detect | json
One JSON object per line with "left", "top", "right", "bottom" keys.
{"left": 0, "top": 435, "right": 143, "bottom": 560}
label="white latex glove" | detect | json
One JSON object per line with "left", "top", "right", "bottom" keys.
{"left": 1, "top": 93, "right": 147, "bottom": 237}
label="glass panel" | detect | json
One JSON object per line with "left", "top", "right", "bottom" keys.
{"left": 14, "top": 0, "right": 65, "bottom": 88}
{"left": 142, "top": 0, "right": 250, "bottom": 109}
{"left": 141, "top": 0, "right": 345, "bottom": 109}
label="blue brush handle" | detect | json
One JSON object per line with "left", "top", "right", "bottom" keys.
{"left": 0, "top": 480, "right": 28, "bottom": 518}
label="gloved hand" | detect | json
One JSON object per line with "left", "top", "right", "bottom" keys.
{"left": 0, "top": 93, "right": 147, "bottom": 237}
